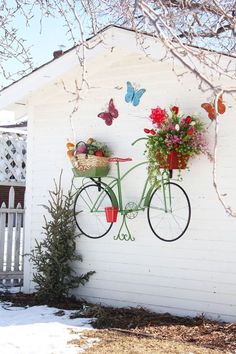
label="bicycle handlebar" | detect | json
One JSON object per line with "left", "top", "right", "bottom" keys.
{"left": 131, "top": 137, "right": 147, "bottom": 146}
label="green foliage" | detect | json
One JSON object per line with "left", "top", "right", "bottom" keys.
{"left": 145, "top": 135, "right": 162, "bottom": 187}
{"left": 28, "top": 172, "right": 95, "bottom": 303}
{"left": 85, "top": 140, "right": 111, "bottom": 157}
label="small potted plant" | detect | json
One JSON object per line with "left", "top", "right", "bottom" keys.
{"left": 144, "top": 105, "right": 210, "bottom": 186}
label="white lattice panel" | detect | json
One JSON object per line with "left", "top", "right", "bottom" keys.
{"left": 0, "top": 132, "right": 27, "bottom": 182}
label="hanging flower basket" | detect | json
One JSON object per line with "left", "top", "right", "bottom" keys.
{"left": 156, "top": 151, "right": 190, "bottom": 170}
{"left": 143, "top": 105, "right": 210, "bottom": 185}
{"left": 105, "top": 207, "right": 118, "bottom": 223}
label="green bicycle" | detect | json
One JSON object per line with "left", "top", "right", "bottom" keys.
{"left": 73, "top": 139, "right": 191, "bottom": 242}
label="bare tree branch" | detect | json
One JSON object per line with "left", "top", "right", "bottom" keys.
{"left": 1, "top": 0, "right": 236, "bottom": 217}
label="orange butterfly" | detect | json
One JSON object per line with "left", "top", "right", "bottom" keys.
{"left": 201, "top": 94, "right": 226, "bottom": 120}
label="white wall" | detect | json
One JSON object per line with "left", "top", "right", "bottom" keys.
{"left": 23, "top": 31, "right": 236, "bottom": 322}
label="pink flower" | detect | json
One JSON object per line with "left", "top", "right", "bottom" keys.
{"left": 149, "top": 107, "right": 166, "bottom": 127}
{"left": 173, "top": 135, "right": 179, "bottom": 142}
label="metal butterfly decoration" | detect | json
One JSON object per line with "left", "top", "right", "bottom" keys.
{"left": 97, "top": 98, "right": 119, "bottom": 126}
{"left": 125, "top": 81, "right": 146, "bottom": 106}
{"left": 201, "top": 94, "right": 226, "bottom": 120}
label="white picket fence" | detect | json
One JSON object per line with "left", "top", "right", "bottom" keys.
{"left": 0, "top": 185, "right": 24, "bottom": 288}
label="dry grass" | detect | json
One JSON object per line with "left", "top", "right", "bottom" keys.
{"left": 2, "top": 292, "right": 235, "bottom": 353}
{"left": 80, "top": 305, "right": 236, "bottom": 353}
{"left": 70, "top": 329, "right": 227, "bottom": 354}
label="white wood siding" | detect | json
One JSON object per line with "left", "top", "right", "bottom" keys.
{"left": 23, "top": 33, "right": 236, "bottom": 322}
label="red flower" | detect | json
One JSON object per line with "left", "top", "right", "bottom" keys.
{"left": 185, "top": 116, "right": 192, "bottom": 124}
{"left": 174, "top": 144, "right": 178, "bottom": 149}
{"left": 149, "top": 107, "right": 166, "bottom": 127}
{"left": 187, "top": 127, "right": 194, "bottom": 135}
{"left": 144, "top": 128, "right": 150, "bottom": 134}
{"left": 171, "top": 106, "right": 179, "bottom": 115}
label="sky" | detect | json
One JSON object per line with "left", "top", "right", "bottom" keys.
{"left": 2, "top": 2, "right": 91, "bottom": 87}
{"left": 12, "top": 10, "right": 73, "bottom": 73}
{"left": 0, "top": 6, "right": 79, "bottom": 124}
{"left": 10, "top": 2, "right": 93, "bottom": 70}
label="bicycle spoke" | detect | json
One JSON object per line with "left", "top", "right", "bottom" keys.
{"left": 147, "top": 182, "right": 191, "bottom": 242}
{"left": 170, "top": 212, "right": 188, "bottom": 221}
{"left": 171, "top": 205, "right": 188, "bottom": 212}
{"left": 74, "top": 184, "right": 114, "bottom": 239}
{"left": 149, "top": 214, "right": 166, "bottom": 229}
{"left": 167, "top": 213, "right": 184, "bottom": 230}
{"left": 148, "top": 206, "right": 166, "bottom": 212}
{"left": 79, "top": 191, "right": 94, "bottom": 210}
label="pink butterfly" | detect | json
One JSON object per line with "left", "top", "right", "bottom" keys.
{"left": 97, "top": 98, "right": 119, "bottom": 126}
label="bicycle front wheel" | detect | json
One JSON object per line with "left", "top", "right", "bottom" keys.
{"left": 147, "top": 182, "right": 191, "bottom": 242}
{"left": 74, "top": 183, "right": 114, "bottom": 239}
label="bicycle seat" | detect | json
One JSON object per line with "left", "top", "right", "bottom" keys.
{"left": 108, "top": 157, "right": 133, "bottom": 163}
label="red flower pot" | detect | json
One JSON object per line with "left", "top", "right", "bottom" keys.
{"left": 105, "top": 207, "right": 118, "bottom": 223}
{"left": 157, "top": 151, "right": 189, "bottom": 169}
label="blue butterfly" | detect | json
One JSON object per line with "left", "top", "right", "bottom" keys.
{"left": 125, "top": 81, "right": 146, "bottom": 106}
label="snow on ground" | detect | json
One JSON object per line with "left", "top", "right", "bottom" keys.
{"left": 0, "top": 301, "right": 96, "bottom": 354}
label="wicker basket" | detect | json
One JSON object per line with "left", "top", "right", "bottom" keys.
{"left": 71, "top": 153, "right": 110, "bottom": 177}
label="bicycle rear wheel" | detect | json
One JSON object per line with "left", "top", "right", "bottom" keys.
{"left": 147, "top": 182, "right": 191, "bottom": 242}
{"left": 74, "top": 183, "right": 114, "bottom": 239}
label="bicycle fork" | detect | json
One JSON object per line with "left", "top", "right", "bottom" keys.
{"left": 162, "top": 171, "right": 172, "bottom": 213}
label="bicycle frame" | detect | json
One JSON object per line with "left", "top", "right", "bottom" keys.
{"left": 72, "top": 140, "right": 191, "bottom": 241}
{"left": 79, "top": 160, "right": 172, "bottom": 216}
{"left": 104, "top": 160, "right": 151, "bottom": 215}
